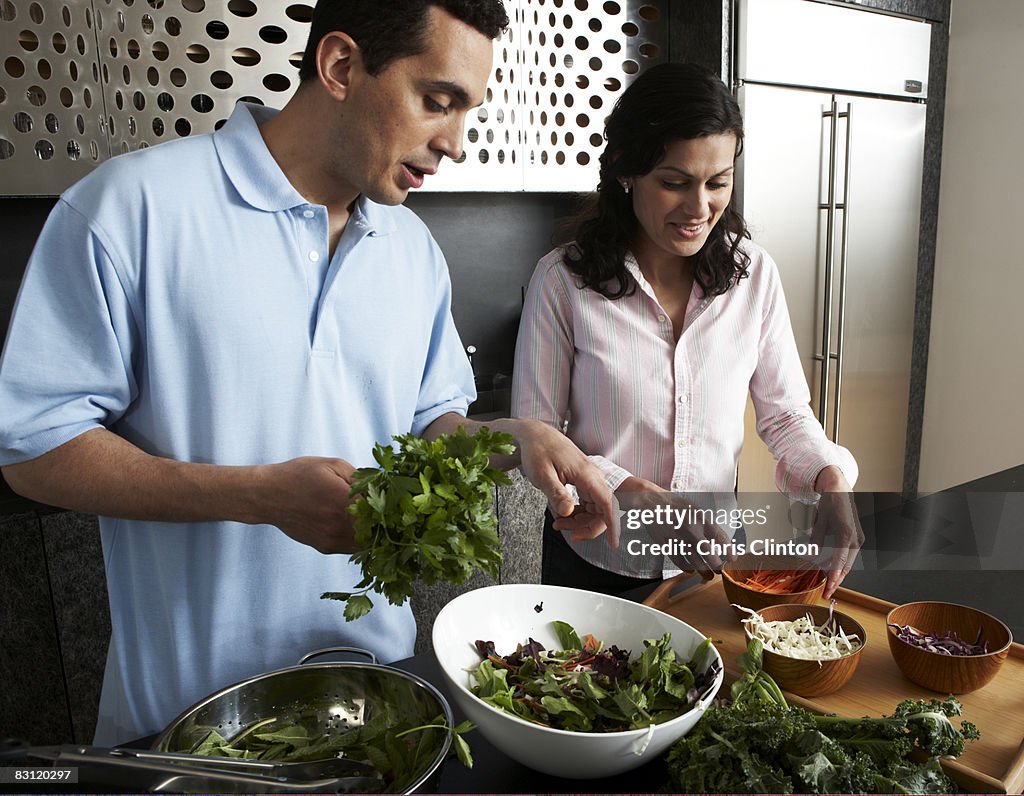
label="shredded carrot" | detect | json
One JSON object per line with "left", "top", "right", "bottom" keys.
{"left": 740, "top": 567, "right": 823, "bottom": 594}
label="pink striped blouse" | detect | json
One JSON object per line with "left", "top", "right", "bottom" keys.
{"left": 511, "top": 239, "right": 858, "bottom": 577}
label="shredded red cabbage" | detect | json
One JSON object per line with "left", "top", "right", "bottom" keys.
{"left": 887, "top": 623, "right": 989, "bottom": 656}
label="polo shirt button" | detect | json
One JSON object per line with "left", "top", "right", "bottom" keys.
{"left": 303, "top": 209, "right": 315, "bottom": 218}
{"left": 658, "top": 314, "right": 667, "bottom": 323}
{"left": 308, "top": 250, "right": 320, "bottom": 262}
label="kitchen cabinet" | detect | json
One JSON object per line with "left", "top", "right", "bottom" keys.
{"left": 0, "top": 0, "right": 669, "bottom": 195}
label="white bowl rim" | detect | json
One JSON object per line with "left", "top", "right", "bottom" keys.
{"left": 884, "top": 600, "right": 1014, "bottom": 657}
{"left": 433, "top": 583, "right": 726, "bottom": 739}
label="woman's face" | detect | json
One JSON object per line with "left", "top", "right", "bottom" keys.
{"left": 629, "top": 133, "right": 737, "bottom": 263}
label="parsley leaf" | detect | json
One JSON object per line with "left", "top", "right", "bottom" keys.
{"left": 322, "top": 426, "right": 514, "bottom": 619}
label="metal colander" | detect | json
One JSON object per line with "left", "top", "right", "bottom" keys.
{"left": 153, "top": 649, "right": 453, "bottom": 794}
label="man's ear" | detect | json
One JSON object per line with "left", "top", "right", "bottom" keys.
{"left": 316, "top": 31, "right": 362, "bottom": 101}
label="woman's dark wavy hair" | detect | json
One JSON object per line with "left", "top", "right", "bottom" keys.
{"left": 565, "top": 62, "right": 751, "bottom": 299}
{"left": 299, "top": 0, "right": 509, "bottom": 80}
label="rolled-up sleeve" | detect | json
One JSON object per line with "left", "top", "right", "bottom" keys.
{"left": 0, "top": 200, "right": 139, "bottom": 464}
{"left": 410, "top": 248, "right": 475, "bottom": 437}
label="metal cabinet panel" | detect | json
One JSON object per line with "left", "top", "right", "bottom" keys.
{"left": 1, "top": 0, "right": 667, "bottom": 195}
{"left": 737, "top": 0, "right": 931, "bottom": 98}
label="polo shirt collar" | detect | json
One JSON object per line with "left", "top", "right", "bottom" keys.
{"left": 213, "top": 102, "right": 396, "bottom": 236}
{"left": 350, "top": 193, "right": 397, "bottom": 237}
{"left": 215, "top": 102, "right": 306, "bottom": 212}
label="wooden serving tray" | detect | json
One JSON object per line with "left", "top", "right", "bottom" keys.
{"left": 643, "top": 576, "right": 1024, "bottom": 794}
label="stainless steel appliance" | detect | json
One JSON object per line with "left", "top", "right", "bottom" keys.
{"left": 734, "top": 0, "right": 932, "bottom": 493}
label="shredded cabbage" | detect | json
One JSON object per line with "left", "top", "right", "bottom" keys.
{"left": 735, "top": 604, "right": 862, "bottom": 660}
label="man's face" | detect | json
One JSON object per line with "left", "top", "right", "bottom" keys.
{"left": 337, "top": 6, "right": 494, "bottom": 205}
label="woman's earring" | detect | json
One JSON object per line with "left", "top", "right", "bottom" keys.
{"left": 622, "top": 181, "right": 631, "bottom": 195}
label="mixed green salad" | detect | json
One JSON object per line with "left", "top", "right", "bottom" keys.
{"left": 469, "top": 620, "right": 721, "bottom": 733}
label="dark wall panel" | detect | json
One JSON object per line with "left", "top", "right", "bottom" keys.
{"left": 0, "top": 198, "right": 54, "bottom": 352}
{"left": 0, "top": 512, "right": 71, "bottom": 743}
{"left": 405, "top": 192, "right": 578, "bottom": 388}
{"left": 41, "top": 512, "right": 109, "bottom": 744}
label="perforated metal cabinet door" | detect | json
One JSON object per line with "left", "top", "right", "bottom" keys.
{"left": 0, "top": 0, "right": 109, "bottom": 195}
{"left": 1, "top": 0, "right": 667, "bottom": 196}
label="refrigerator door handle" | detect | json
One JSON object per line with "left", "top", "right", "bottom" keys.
{"left": 817, "top": 98, "right": 840, "bottom": 430}
{"left": 832, "top": 103, "right": 853, "bottom": 443}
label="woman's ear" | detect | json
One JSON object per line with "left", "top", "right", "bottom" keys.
{"left": 316, "top": 31, "right": 362, "bottom": 101}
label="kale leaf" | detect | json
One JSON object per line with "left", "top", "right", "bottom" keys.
{"left": 664, "top": 639, "right": 981, "bottom": 794}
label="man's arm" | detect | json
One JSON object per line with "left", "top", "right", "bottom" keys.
{"left": 424, "top": 412, "right": 618, "bottom": 547}
{"left": 1, "top": 428, "right": 360, "bottom": 553}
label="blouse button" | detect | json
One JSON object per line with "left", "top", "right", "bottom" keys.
{"left": 308, "top": 250, "right": 320, "bottom": 262}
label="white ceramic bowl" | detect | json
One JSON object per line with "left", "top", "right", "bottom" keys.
{"left": 431, "top": 583, "right": 723, "bottom": 779}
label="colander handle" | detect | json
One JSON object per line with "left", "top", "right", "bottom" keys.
{"left": 297, "top": 646, "right": 378, "bottom": 666}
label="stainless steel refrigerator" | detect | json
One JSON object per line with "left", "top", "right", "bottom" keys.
{"left": 734, "top": 0, "right": 932, "bottom": 494}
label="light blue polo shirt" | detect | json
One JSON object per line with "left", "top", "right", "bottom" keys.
{"left": 0, "top": 103, "right": 475, "bottom": 745}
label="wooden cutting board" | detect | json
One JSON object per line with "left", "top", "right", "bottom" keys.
{"left": 643, "top": 576, "right": 1024, "bottom": 794}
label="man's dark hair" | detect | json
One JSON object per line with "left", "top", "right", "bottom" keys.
{"left": 299, "top": 0, "right": 509, "bottom": 80}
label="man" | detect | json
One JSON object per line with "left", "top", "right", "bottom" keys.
{"left": 0, "top": 0, "right": 614, "bottom": 745}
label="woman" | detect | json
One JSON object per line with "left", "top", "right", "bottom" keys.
{"left": 512, "top": 63, "right": 860, "bottom": 598}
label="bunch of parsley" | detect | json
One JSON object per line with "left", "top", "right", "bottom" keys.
{"left": 322, "top": 426, "right": 514, "bottom": 621}
{"left": 665, "top": 638, "right": 981, "bottom": 794}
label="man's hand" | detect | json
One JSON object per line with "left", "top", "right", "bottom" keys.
{"left": 615, "top": 476, "right": 734, "bottom": 578}
{"left": 254, "top": 456, "right": 361, "bottom": 554}
{"left": 810, "top": 466, "right": 863, "bottom": 598}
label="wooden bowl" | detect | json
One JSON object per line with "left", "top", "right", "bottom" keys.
{"left": 886, "top": 601, "right": 1012, "bottom": 694}
{"left": 722, "top": 555, "right": 826, "bottom": 619}
{"left": 744, "top": 603, "right": 866, "bottom": 697}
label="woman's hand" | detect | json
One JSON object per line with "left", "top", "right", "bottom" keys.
{"left": 613, "top": 476, "right": 734, "bottom": 578}
{"left": 811, "top": 466, "right": 864, "bottom": 598}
